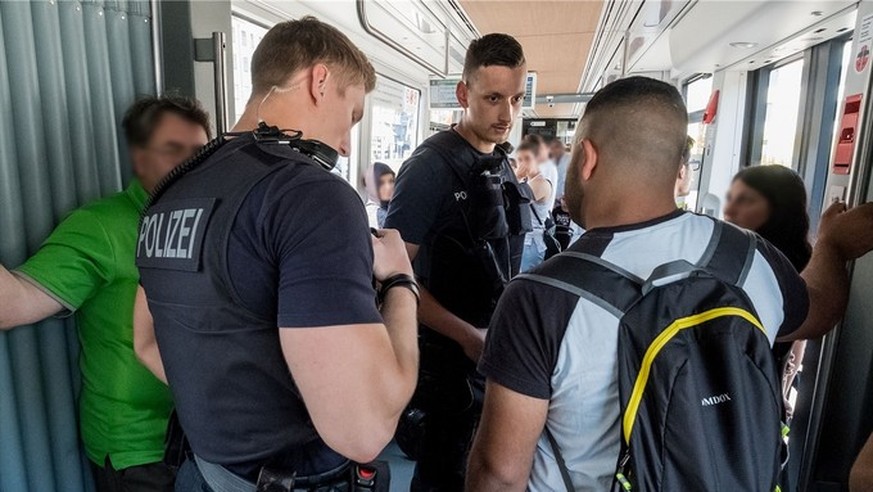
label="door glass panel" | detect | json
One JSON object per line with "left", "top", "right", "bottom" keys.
{"left": 682, "top": 76, "right": 713, "bottom": 212}
{"left": 760, "top": 59, "right": 805, "bottom": 167}
{"left": 685, "top": 77, "right": 713, "bottom": 114}
{"left": 231, "top": 15, "right": 268, "bottom": 123}
{"left": 829, "top": 40, "right": 853, "bottom": 163}
{"left": 369, "top": 77, "right": 421, "bottom": 172}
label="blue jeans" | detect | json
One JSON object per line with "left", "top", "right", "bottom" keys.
{"left": 174, "top": 459, "right": 213, "bottom": 492}
{"left": 520, "top": 240, "right": 545, "bottom": 273}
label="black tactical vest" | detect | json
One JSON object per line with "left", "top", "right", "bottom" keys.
{"left": 136, "top": 134, "right": 340, "bottom": 472}
{"left": 416, "top": 130, "right": 529, "bottom": 330}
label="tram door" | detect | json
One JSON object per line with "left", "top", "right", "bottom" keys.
{"left": 800, "top": 2, "right": 873, "bottom": 490}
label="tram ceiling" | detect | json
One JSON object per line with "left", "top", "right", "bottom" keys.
{"left": 458, "top": 0, "right": 603, "bottom": 118}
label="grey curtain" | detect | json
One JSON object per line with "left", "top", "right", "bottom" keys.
{"left": 0, "top": 1, "right": 156, "bottom": 490}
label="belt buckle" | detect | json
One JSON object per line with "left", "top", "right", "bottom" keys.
{"left": 256, "top": 467, "right": 296, "bottom": 492}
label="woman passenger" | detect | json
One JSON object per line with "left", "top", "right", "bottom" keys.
{"left": 723, "top": 164, "right": 812, "bottom": 421}
{"left": 364, "top": 162, "right": 395, "bottom": 229}
{"left": 515, "top": 140, "right": 554, "bottom": 273}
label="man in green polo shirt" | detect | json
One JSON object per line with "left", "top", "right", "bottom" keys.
{"left": 0, "top": 95, "right": 210, "bottom": 492}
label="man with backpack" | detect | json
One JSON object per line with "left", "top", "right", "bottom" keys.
{"left": 466, "top": 76, "right": 873, "bottom": 491}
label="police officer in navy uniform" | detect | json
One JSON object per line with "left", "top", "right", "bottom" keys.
{"left": 133, "top": 17, "right": 419, "bottom": 491}
{"left": 385, "top": 34, "right": 529, "bottom": 491}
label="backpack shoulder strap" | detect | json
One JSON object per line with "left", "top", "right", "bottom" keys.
{"left": 545, "top": 427, "right": 575, "bottom": 492}
{"left": 697, "top": 218, "right": 758, "bottom": 287}
{"left": 516, "top": 251, "right": 641, "bottom": 318}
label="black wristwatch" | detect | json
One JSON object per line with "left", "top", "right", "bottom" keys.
{"left": 379, "top": 273, "right": 420, "bottom": 305}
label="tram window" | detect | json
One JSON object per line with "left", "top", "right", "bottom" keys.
{"left": 369, "top": 77, "right": 421, "bottom": 172}
{"left": 334, "top": 125, "right": 360, "bottom": 185}
{"left": 556, "top": 120, "right": 577, "bottom": 146}
{"left": 685, "top": 76, "right": 713, "bottom": 115}
{"left": 760, "top": 58, "right": 805, "bottom": 167}
{"left": 430, "top": 108, "right": 461, "bottom": 134}
{"left": 830, "top": 40, "right": 853, "bottom": 158}
{"left": 683, "top": 76, "right": 712, "bottom": 212}
{"left": 231, "top": 15, "right": 268, "bottom": 123}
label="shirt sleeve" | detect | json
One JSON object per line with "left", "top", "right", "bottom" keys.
{"left": 264, "top": 177, "right": 382, "bottom": 328}
{"left": 478, "top": 278, "right": 578, "bottom": 400}
{"left": 756, "top": 238, "right": 810, "bottom": 338}
{"left": 384, "top": 149, "right": 445, "bottom": 246}
{"left": 14, "top": 208, "right": 114, "bottom": 312}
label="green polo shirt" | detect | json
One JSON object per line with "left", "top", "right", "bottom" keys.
{"left": 15, "top": 181, "right": 173, "bottom": 470}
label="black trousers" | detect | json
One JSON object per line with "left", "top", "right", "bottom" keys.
{"left": 409, "top": 336, "right": 485, "bottom": 492}
{"left": 91, "top": 456, "right": 176, "bottom": 492}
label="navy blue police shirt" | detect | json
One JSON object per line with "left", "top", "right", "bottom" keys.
{"left": 220, "top": 165, "right": 382, "bottom": 478}
{"left": 385, "top": 129, "right": 518, "bottom": 331}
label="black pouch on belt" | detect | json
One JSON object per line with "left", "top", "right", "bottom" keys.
{"left": 255, "top": 461, "right": 391, "bottom": 492}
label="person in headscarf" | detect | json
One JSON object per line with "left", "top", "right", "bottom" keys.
{"left": 365, "top": 162, "right": 396, "bottom": 228}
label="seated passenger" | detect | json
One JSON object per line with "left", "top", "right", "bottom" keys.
{"left": 466, "top": 76, "right": 873, "bottom": 491}
{"left": 724, "top": 164, "right": 812, "bottom": 421}
{"left": 515, "top": 140, "right": 554, "bottom": 272}
{"left": 364, "top": 162, "right": 395, "bottom": 229}
{"left": 0, "top": 95, "right": 210, "bottom": 492}
{"left": 134, "top": 17, "right": 418, "bottom": 492}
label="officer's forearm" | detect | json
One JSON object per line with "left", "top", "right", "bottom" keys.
{"left": 418, "top": 286, "right": 479, "bottom": 342}
{"left": 378, "top": 286, "right": 419, "bottom": 415}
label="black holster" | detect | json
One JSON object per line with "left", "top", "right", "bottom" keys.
{"left": 255, "top": 461, "right": 390, "bottom": 492}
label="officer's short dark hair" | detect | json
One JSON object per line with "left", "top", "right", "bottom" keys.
{"left": 123, "top": 95, "right": 211, "bottom": 148}
{"left": 251, "top": 16, "right": 376, "bottom": 96}
{"left": 578, "top": 76, "right": 688, "bottom": 179}
{"left": 462, "top": 33, "right": 525, "bottom": 83}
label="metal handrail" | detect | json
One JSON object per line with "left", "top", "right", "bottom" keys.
{"left": 356, "top": 0, "right": 448, "bottom": 78}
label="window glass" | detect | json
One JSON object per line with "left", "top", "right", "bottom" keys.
{"left": 333, "top": 125, "right": 360, "bottom": 185}
{"left": 760, "top": 59, "right": 805, "bottom": 167}
{"left": 369, "top": 77, "right": 421, "bottom": 172}
{"left": 681, "top": 76, "right": 712, "bottom": 212}
{"left": 685, "top": 76, "right": 713, "bottom": 113}
{"left": 231, "top": 15, "right": 268, "bottom": 123}
{"left": 829, "top": 40, "right": 853, "bottom": 160}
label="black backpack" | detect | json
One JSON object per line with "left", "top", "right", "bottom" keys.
{"left": 521, "top": 219, "right": 786, "bottom": 491}
{"left": 529, "top": 204, "right": 563, "bottom": 261}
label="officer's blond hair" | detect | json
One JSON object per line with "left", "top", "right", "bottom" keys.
{"left": 251, "top": 16, "right": 376, "bottom": 96}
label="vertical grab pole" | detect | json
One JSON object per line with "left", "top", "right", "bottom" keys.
{"left": 212, "top": 31, "right": 229, "bottom": 136}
